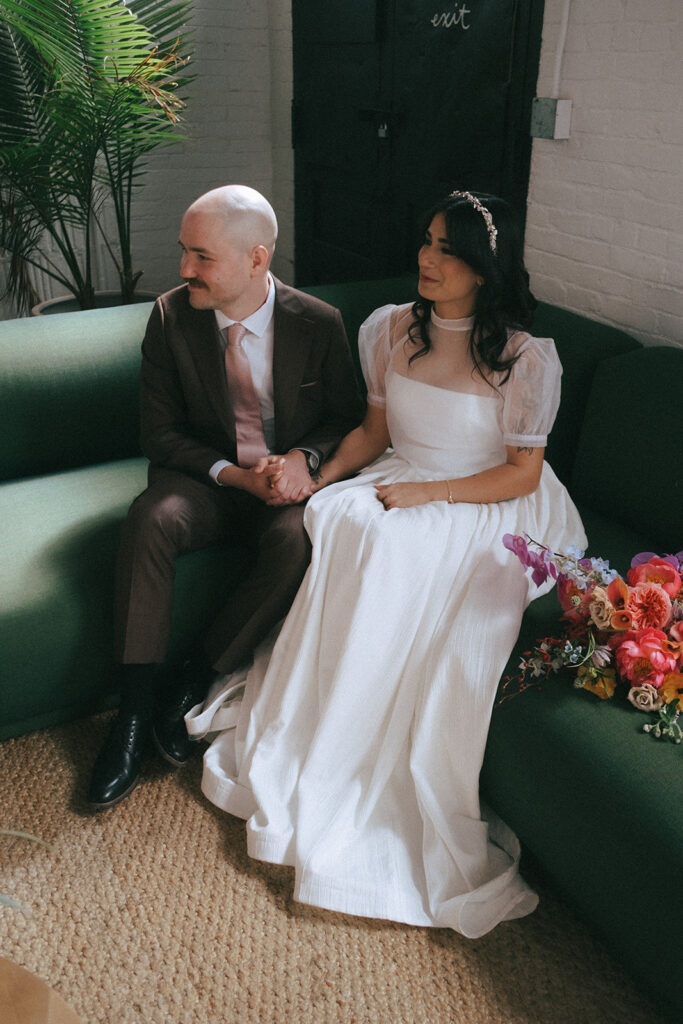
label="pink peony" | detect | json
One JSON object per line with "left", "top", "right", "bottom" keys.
{"left": 614, "top": 628, "right": 679, "bottom": 688}
{"left": 627, "top": 557, "right": 681, "bottom": 599}
{"left": 670, "top": 621, "right": 683, "bottom": 643}
{"left": 667, "top": 621, "right": 683, "bottom": 667}
{"left": 626, "top": 582, "right": 672, "bottom": 630}
{"left": 631, "top": 551, "right": 683, "bottom": 575}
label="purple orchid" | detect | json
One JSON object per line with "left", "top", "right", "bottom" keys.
{"left": 631, "top": 551, "right": 683, "bottom": 573}
{"left": 503, "top": 533, "right": 557, "bottom": 587}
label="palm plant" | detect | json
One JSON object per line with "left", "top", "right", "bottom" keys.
{"left": 0, "top": 0, "right": 193, "bottom": 313}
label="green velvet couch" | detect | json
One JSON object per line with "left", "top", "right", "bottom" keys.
{"left": 1, "top": 280, "right": 681, "bottom": 1020}
{"left": 481, "top": 339, "right": 683, "bottom": 1024}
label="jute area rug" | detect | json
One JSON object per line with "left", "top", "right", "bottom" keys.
{"left": 1, "top": 713, "right": 664, "bottom": 1024}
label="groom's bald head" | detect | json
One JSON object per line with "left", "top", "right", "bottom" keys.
{"left": 186, "top": 185, "right": 278, "bottom": 261}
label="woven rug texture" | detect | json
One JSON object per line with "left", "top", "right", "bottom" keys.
{"left": 0, "top": 713, "right": 665, "bottom": 1024}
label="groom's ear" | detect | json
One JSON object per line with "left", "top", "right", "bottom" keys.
{"left": 249, "top": 244, "right": 270, "bottom": 275}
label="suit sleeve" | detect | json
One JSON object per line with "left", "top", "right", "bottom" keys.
{"left": 139, "top": 299, "right": 228, "bottom": 478}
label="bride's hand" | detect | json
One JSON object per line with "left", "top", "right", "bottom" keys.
{"left": 375, "top": 482, "right": 436, "bottom": 509}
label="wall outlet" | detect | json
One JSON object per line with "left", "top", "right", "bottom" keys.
{"left": 530, "top": 98, "right": 572, "bottom": 139}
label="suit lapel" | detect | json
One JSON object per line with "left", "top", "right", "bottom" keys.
{"left": 272, "top": 283, "right": 314, "bottom": 443}
{"left": 174, "top": 280, "right": 313, "bottom": 451}
{"left": 178, "top": 301, "right": 236, "bottom": 444}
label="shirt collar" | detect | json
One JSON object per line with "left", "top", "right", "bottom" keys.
{"left": 214, "top": 273, "right": 275, "bottom": 337}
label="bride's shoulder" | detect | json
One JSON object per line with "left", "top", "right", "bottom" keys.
{"left": 360, "top": 301, "right": 414, "bottom": 334}
{"left": 503, "top": 330, "right": 560, "bottom": 369}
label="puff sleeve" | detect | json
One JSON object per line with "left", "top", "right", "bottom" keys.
{"left": 501, "top": 334, "right": 562, "bottom": 447}
{"left": 358, "top": 305, "right": 397, "bottom": 406}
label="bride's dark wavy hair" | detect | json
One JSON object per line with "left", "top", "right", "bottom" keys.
{"left": 409, "top": 191, "right": 537, "bottom": 383}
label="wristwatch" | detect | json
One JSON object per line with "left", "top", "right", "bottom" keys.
{"left": 293, "top": 448, "right": 321, "bottom": 474}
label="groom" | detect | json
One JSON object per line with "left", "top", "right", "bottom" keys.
{"left": 88, "top": 184, "right": 363, "bottom": 809}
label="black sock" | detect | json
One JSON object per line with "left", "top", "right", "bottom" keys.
{"left": 184, "top": 645, "right": 216, "bottom": 691}
{"left": 117, "top": 663, "right": 158, "bottom": 718}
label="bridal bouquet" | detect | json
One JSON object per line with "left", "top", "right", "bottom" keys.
{"left": 501, "top": 534, "right": 683, "bottom": 743}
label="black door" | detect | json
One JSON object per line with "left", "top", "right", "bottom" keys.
{"left": 292, "top": 0, "right": 544, "bottom": 285}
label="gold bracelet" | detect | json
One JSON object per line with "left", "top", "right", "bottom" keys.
{"left": 445, "top": 479, "right": 455, "bottom": 504}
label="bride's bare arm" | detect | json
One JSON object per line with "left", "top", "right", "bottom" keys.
{"left": 313, "top": 403, "right": 391, "bottom": 488}
{"left": 375, "top": 445, "right": 545, "bottom": 509}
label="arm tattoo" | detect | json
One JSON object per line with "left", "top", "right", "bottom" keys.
{"left": 517, "top": 446, "right": 534, "bottom": 456}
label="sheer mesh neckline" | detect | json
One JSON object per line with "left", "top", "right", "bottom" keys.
{"left": 383, "top": 307, "right": 494, "bottom": 397}
{"left": 430, "top": 310, "right": 475, "bottom": 331}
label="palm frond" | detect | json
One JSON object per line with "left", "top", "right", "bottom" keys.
{"left": 0, "top": 0, "right": 193, "bottom": 309}
{"left": 0, "top": 22, "right": 51, "bottom": 146}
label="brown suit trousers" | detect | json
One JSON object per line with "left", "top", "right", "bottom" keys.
{"left": 114, "top": 466, "right": 311, "bottom": 674}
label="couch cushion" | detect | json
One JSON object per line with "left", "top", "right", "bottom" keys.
{"left": 0, "top": 304, "right": 153, "bottom": 482}
{"left": 570, "top": 345, "right": 683, "bottom": 551}
{"left": 0, "top": 458, "right": 251, "bottom": 739}
{"left": 482, "top": 664, "right": 681, "bottom": 1023}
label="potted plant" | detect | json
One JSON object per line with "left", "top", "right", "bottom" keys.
{"left": 0, "top": 0, "right": 193, "bottom": 314}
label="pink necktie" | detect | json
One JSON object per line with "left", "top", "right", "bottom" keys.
{"left": 224, "top": 323, "right": 268, "bottom": 467}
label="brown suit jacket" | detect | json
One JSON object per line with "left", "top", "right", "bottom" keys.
{"left": 139, "top": 279, "right": 364, "bottom": 479}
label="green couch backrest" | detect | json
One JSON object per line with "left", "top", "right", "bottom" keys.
{"left": 300, "top": 275, "right": 418, "bottom": 385}
{"left": 570, "top": 345, "right": 683, "bottom": 551}
{"left": 530, "top": 303, "right": 642, "bottom": 486}
{"left": 0, "top": 303, "right": 153, "bottom": 483}
{"left": 0, "top": 284, "right": 649, "bottom": 492}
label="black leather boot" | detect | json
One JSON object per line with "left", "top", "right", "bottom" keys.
{"left": 87, "top": 711, "right": 151, "bottom": 808}
{"left": 87, "top": 664, "right": 156, "bottom": 809}
{"left": 152, "top": 656, "right": 214, "bottom": 767}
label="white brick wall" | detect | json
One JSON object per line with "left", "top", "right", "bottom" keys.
{"left": 129, "top": 0, "right": 293, "bottom": 296}
{"left": 526, "top": 0, "right": 683, "bottom": 346}
{"left": 267, "top": 0, "right": 295, "bottom": 283}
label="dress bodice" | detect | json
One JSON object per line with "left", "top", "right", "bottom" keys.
{"left": 385, "top": 369, "right": 507, "bottom": 477}
{"left": 359, "top": 304, "right": 563, "bottom": 464}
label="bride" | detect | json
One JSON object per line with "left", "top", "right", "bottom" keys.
{"left": 186, "top": 190, "right": 587, "bottom": 937}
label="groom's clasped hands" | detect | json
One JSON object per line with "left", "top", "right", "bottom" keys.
{"left": 253, "top": 451, "right": 316, "bottom": 506}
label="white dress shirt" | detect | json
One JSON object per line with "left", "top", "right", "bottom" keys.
{"left": 209, "top": 275, "right": 320, "bottom": 484}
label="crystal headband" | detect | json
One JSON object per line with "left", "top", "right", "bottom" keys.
{"left": 449, "top": 190, "right": 498, "bottom": 254}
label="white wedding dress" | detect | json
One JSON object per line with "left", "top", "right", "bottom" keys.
{"left": 187, "top": 304, "right": 587, "bottom": 938}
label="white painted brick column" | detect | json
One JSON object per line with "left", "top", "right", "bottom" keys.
{"left": 129, "top": 0, "right": 293, "bottom": 297}
{"left": 525, "top": 0, "right": 683, "bottom": 346}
